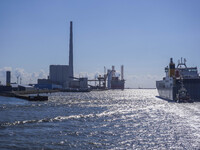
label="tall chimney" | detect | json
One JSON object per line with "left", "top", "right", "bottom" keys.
{"left": 69, "top": 21, "right": 74, "bottom": 79}
{"left": 121, "top": 65, "right": 124, "bottom": 80}
{"left": 6, "top": 71, "right": 11, "bottom": 86}
{"left": 112, "top": 66, "right": 115, "bottom": 77}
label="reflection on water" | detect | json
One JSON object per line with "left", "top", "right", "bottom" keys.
{"left": 0, "top": 89, "right": 200, "bottom": 149}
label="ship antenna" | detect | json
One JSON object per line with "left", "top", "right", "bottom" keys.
{"left": 177, "top": 60, "right": 180, "bottom": 68}
{"left": 184, "top": 58, "right": 187, "bottom": 68}
{"left": 177, "top": 58, "right": 187, "bottom": 68}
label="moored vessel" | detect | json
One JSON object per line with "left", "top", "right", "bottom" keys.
{"left": 156, "top": 58, "right": 200, "bottom": 102}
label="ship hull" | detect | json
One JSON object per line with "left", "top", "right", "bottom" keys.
{"left": 156, "top": 78, "right": 200, "bottom": 102}
{"left": 111, "top": 80, "right": 125, "bottom": 89}
{"left": 156, "top": 87, "right": 174, "bottom": 101}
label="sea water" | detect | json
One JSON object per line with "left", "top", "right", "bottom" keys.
{"left": 0, "top": 89, "right": 200, "bottom": 149}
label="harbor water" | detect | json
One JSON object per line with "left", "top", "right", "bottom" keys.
{"left": 0, "top": 89, "right": 200, "bottom": 149}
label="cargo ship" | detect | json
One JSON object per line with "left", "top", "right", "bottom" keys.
{"left": 107, "top": 65, "right": 125, "bottom": 90}
{"left": 156, "top": 58, "right": 200, "bottom": 102}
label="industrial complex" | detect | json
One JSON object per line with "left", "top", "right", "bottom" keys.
{"left": 35, "top": 21, "right": 125, "bottom": 91}
{"left": 0, "top": 21, "right": 125, "bottom": 93}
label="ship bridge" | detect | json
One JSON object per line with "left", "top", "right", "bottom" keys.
{"left": 176, "top": 58, "right": 199, "bottom": 79}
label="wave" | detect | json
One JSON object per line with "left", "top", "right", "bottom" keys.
{"left": 0, "top": 110, "right": 120, "bottom": 127}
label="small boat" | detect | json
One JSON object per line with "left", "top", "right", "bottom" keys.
{"left": 176, "top": 79, "right": 193, "bottom": 103}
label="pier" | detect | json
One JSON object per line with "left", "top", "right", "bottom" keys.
{"left": 0, "top": 89, "right": 58, "bottom": 101}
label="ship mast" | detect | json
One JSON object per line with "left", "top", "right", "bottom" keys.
{"left": 177, "top": 57, "right": 187, "bottom": 68}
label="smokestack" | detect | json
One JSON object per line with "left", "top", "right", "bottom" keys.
{"left": 112, "top": 66, "right": 115, "bottom": 71}
{"left": 6, "top": 71, "right": 11, "bottom": 86}
{"left": 69, "top": 21, "right": 74, "bottom": 79}
{"left": 121, "top": 65, "right": 124, "bottom": 80}
{"left": 112, "top": 66, "right": 115, "bottom": 77}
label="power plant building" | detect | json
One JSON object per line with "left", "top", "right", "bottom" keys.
{"left": 49, "top": 65, "right": 69, "bottom": 86}
{"left": 37, "top": 21, "right": 81, "bottom": 89}
{"left": 48, "top": 21, "right": 74, "bottom": 88}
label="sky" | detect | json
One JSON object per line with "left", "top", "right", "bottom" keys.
{"left": 0, "top": 0, "right": 200, "bottom": 88}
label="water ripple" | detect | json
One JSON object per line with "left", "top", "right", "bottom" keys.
{"left": 0, "top": 89, "right": 200, "bottom": 149}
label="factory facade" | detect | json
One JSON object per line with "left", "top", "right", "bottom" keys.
{"left": 49, "top": 65, "right": 70, "bottom": 87}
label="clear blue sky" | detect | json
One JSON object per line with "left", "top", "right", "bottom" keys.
{"left": 0, "top": 0, "right": 200, "bottom": 88}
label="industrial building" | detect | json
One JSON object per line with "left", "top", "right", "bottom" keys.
{"left": 49, "top": 65, "right": 69, "bottom": 86}
{"left": 0, "top": 71, "right": 35, "bottom": 92}
{"left": 48, "top": 21, "right": 74, "bottom": 88}
{"left": 0, "top": 85, "right": 12, "bottom": 92}
{"left": 18, "top": 85, "right": 35, "bottom": 91}
{"left": 1, "top": 21, "right": 125, "bottom": 92}
{"left": 69, "top": 77, "right": 88, "bottom": 90}
{"left": 36, "top": 21, "right": 125, "bottom": 91}
{"left": 37, "top": 21, "right": 89, "bottom": 90}
{"left": 35, "top": 79, "right": 62, "bottom": 89}
{"left": 0, "top": 71, "right": 12, "bottom": 92}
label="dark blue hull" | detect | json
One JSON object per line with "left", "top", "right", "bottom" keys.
{"left": 156, "top": 78, "right": 200, "bottom": 102}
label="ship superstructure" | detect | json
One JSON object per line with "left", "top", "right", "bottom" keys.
{"left": 107, "top": 65, "right": 125, "bottom": 89}
{"left": 156, "top": 58, "right": 200, "bottom": 102}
